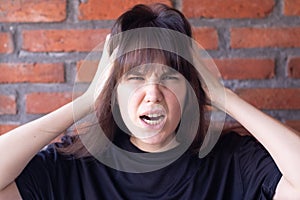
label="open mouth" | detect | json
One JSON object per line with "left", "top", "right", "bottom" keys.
{"left": 139, "top": 113, "right": 166, "bottom": 126}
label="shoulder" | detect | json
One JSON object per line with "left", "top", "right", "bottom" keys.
{"left": 206, "top": 131, "right": 273, "bottom": 166}
{"left": 210, "top": 131, "right": 257, "bottom": 155}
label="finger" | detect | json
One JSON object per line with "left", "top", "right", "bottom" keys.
{"left": 191, "top": 47, "right": 226, "bottom": 109}
{"left": 93, "top": 45, "right": 119, "bottom": 100}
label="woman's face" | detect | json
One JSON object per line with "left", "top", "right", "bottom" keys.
{"left": 116, "top": 64, "right": 187, "bottom": 151}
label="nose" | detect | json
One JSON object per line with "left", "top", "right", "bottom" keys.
{"left": 144, "top": 83, "right": 163, "bottom": 103}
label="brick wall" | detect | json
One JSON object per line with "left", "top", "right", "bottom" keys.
{"left": 0, "top": 0, "right": 299, "bottom": 135}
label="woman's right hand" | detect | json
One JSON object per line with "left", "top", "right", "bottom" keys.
{"left": 0, "top": 34, "right": 116, "bottom": 195}
{"left": 78, "top": 34, "right": 114, "bottom": 113}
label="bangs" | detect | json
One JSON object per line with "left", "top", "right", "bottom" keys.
{"left": 113, "top": 48, "right": 190, "bottom": 82}
{"left": 108, "top": 24, "right": 193, "bottom": 82}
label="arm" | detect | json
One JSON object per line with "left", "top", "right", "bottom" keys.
{"left": 0, "top": 34, "right": 113, "bottom": 195}
{"left": 223, "top": 89, "right": 300, "bottom": 198}
{"left": 0, "top": 96, "right": 91, "bottom": 191}
{"left": 197, "top": 52, "right": 300, "bottom": 196}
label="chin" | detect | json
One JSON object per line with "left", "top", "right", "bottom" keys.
{"left": 139, "top": 132, "right": 173, "bottom": 146}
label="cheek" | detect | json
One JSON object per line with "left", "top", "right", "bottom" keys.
{"left": 162, "top": 77, "right": 186, "bottom": 102}
{"left": 117, "top": 85, "right": 142, "bottom": 119}
{"left": 166, "top": 84, "right": 186, "bottom": 114}
{"left": 165, "top": 92, "right": 182, "bottom": 123}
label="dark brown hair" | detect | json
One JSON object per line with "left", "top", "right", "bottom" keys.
{"left": 57, "top": 3, "right": 208, "bottom": 156}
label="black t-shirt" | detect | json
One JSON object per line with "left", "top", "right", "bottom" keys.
{"left": 16, "top": 132, "right": 281, "bottom": 200}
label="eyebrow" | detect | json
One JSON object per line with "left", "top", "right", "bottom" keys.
{"left": 162, "top": 70, "right": 179, "bottom": 75}
{"left": 125, "top": 66, "right": 180, "bottom": 77}
{"left": 125, "top": 70, "right": 145, "bottom": 76}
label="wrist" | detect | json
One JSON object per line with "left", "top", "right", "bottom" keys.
{"left": 208, "top": 88, "right": 232, "bottom": 112}
{"left": 222, "top": 89, "right": 246, "bottom": 116}
{"left": 73, "top": 95, "right": 94, "bottom": 120}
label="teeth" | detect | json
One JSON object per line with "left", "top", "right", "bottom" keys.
{"left": 140, "top": 114, "right": 165, "bottom": 125}
{"left": 147, "top": 113, "right": 162, "bottom": 118}
{"left": 143, "top": 117, "right": 164, "bottom": 125}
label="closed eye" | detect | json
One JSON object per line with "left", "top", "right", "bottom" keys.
{"left": 127, "top": 76, "right": 145, "bottom": 81}
{"left": 161, "top": 75, "right": 179, "bottom": 80}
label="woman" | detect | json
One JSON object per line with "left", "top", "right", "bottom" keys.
{"left": 0, "top": 3, "right": 299, "bottom": 200}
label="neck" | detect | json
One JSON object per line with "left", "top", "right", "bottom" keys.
{"left": 130, "top": 135, "right": 179, "bottom": 152}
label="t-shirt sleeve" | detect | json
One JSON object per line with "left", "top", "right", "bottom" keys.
{"left": 237, "top": 135, "right": 282, "bottom": 199}
{"left": 15, "top": 145, "right": 59, "bottom": 199}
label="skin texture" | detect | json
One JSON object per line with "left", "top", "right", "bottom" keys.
{"left": 117, "top": 65, "right": 186, "bottom": 152}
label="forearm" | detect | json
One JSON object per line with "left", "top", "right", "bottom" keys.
{"left": 0, "top": 96, "right": 91, "bottom": 190}
{"left": 224, "top": 90, "right": 300, "bottom": 190}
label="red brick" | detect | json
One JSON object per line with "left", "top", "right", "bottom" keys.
{"left": 182, "top": 0, "right": 275, "bottom": 19}
{"left": 285, "top": 120, "right": 300, "bottom": 133}
{"left": 76, "top": 60, "right": 99, "bottom": 83}
{"left": 0, "top": 95, "right": 17, "bottom": 115}
{"left": 231, "top": 27, "right": 300, "bottom": 48}
{"left": 284, "top": 0, "right": 300, "bottom": 16}
{"left": 0, "top": 32, "right": 13, "bottom": 54}
{"left": 0, "top": 124, "right": 18, "bottom": 135}
{"left": 22, "top": 29, "right": 110, "bottom": 52}
{"left": 192, "top": 27, "right": 218, "bottom": 50}
{"left": 79, "top": 0, "right": 172, "bottom": 20}
{"left": 0, "top": 0, "right": 66, "bottom": 22}
{"left": 0, "top": 63, "right": 65, "bottom": 83}
{"left": 26, "top": 92, "right": 72, "bottom": 114}
{"left": 213, "top": 58, "right": 275, "bottom": 80}
{"left": 288, "top": 57, "right": 300, "bottom": 78}
{"left": 235, "top": 88, "right": 300, "bottom": 110}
